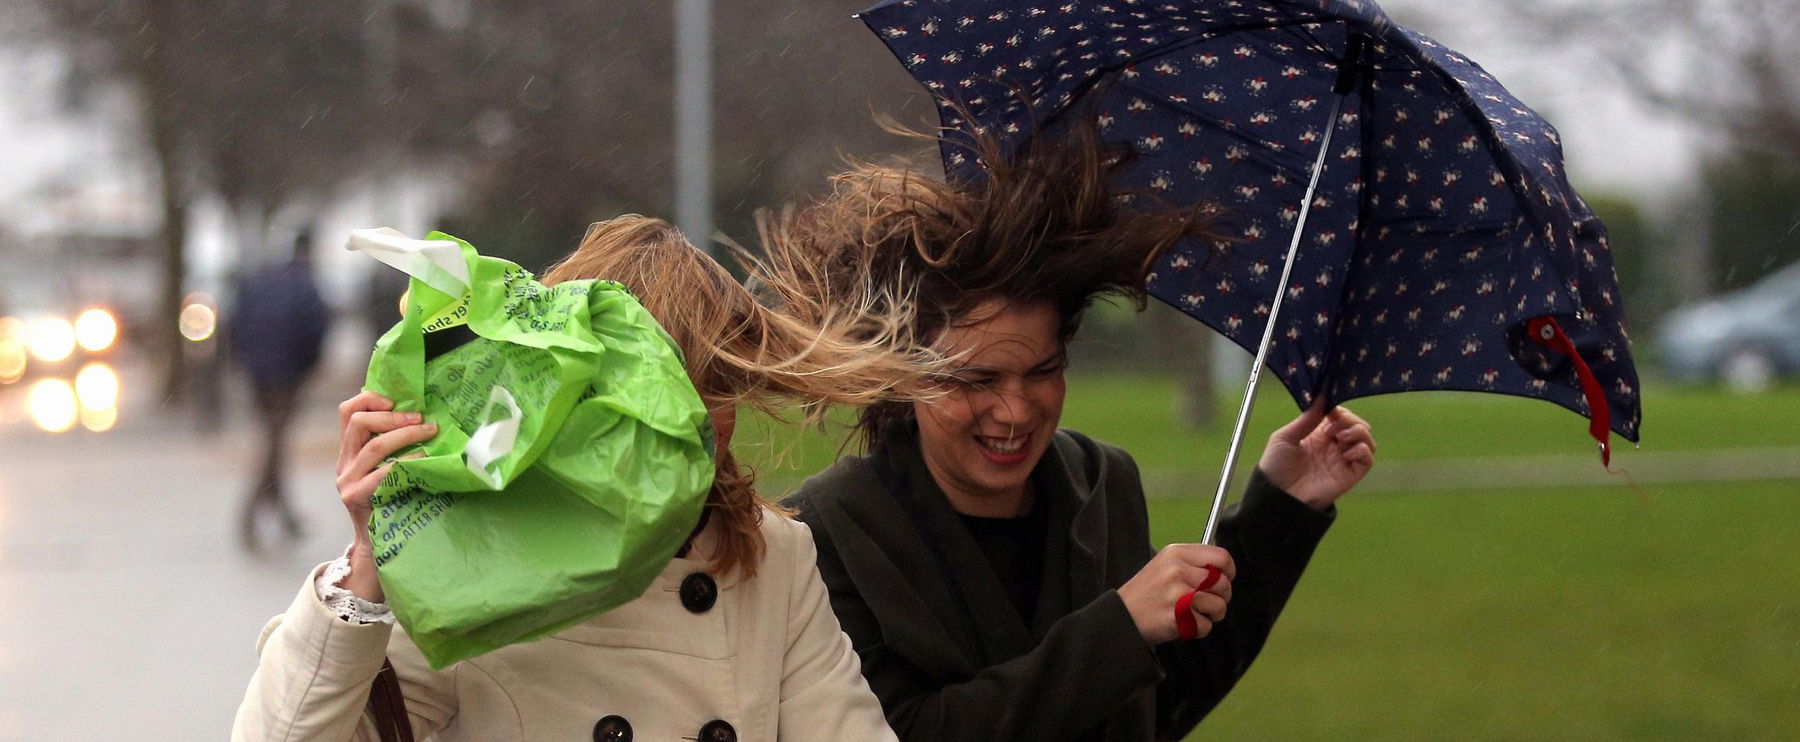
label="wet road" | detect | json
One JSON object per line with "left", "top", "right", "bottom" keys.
{"left": 0, "top": 373, "right": 356, "bottom": 740}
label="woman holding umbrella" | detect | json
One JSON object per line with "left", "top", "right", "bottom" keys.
{"left": 779, "top": 123, "right": 1377, "bottom": 741}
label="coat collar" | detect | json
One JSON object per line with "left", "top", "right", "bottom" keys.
{"left": 875, "top": 421, "right": 1113, "bottom": 660}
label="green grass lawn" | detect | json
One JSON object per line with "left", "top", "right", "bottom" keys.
{"left": 1162, "top": 481, "right": 1800, "bottom": 740}
{"left": 740, "top": 374, "right": 1800, "bottom": 739}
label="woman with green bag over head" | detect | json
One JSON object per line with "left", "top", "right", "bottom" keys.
{"left": 233, "top": 216, "right": 944, "bottom": 742}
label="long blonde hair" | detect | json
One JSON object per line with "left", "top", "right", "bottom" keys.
{"left": 541, "top": 215, "right": 938, "bottom": 577}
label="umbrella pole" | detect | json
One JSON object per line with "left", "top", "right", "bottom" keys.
{"left": 1201, "top": 92, "right": 1348, "bottom": 545}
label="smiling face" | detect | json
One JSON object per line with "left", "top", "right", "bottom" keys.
{"left": 913, "top": 299, "right": 1068, "bottom": 517}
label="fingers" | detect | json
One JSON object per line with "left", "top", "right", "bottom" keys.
{"left": 1270, "top": 396, "right": 1329, "bottom": 444}
{"left": 1174, "top": 589, "right": 1226, "bottom": 640}
{"left": 1180, "top": 563, "right": 1232, "bottom": 603}
{"left": 338, "top": 422, "right": 435, "bottom": 509}
{"left": 1330, "top": 409, "right": 1376, "bottom": 461}
{"left": 338, "top": 391, "right": 394, "bottom": 428}
{"left": 1160, "top": 543, "right": 1237, "bottom": 581}
{"left": 339, "top": 410, "right": 424, "bottom": 472}
{"left": 1327, "top": 404, "right": 1368, "bottom": 428}
{"left": 1161, "top": 545, "right": 1234, "bottom": 602}
{"left": 351, "top": 422, "right": 438, "bottom": 477}
{"left": 1188, "top": 590, "right": 1227, "bottom": 624}
{"left": 351, "top": 450, "right": 426, "bottom": 495}
{"left": 347, "top": 461, "right": 398, "bottom": 506}
{"left": 1328, "top": 405, "right": 1372, "bottom": 438}
{"left": 337, "top": 392, "right": 395, "bottom": 468}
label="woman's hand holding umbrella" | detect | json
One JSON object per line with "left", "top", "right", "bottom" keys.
{"left": 1123, "top": 403, "right": 1372, "bottom": 646}
{"left": 1117, "top": 544, "right": 1236, "bottom": 644}
{"left": 1258, "top": 400, "right": 1376, "bottom": 511}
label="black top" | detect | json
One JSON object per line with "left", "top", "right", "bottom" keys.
{"left": 956, "top": 493, "right": 1050, "bottom": 626}
{"left": 783, "top": 421, "right": 1337, "bottom": 742}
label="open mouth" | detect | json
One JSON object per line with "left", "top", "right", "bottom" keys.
{"left": 976, "top": 434, "right": 1030, "bottom": 464}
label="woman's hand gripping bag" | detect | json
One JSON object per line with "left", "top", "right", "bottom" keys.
{"left": 347, "top": 228, "right": 715, "bottom": 669}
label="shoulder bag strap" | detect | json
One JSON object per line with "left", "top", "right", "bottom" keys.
{"left": 367, "top": 658, "right": 415, "bottom": 742}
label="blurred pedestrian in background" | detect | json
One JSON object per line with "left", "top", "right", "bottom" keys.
{"left": 229, "top": 226, "right": 333, "bottom": 548}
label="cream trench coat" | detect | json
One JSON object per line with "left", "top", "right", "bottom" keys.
{"left": 232, "top": 513, "right": 898, "bottom": 742}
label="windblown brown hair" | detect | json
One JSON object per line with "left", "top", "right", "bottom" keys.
{"left": 541, "top": 215, "right": 941, "bottom": 578}
{"left": 761, "top": 116, "right": 1227, "bottom": 451}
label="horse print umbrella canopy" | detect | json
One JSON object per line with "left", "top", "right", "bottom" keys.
{"left": 859, "top": 0, "right": 1642, "bottom": 465}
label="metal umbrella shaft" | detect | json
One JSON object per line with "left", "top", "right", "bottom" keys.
{"left": 1200, "top": 90, "right": 1347, "bottom": 545}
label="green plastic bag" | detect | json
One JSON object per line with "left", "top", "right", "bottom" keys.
{"left": 347, "top": 228, "right": 716, "bottom": 669}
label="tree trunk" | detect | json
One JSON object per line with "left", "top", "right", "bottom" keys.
{"left": 1148, "top": 301, "right": 1217, "bottom": 429}
{"left": 136, "top": 0, "right": 189, "bottom": 406}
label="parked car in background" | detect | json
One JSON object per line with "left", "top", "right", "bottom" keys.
{"left": 1659, "top": 260, "right": 1800, "bottom": 391}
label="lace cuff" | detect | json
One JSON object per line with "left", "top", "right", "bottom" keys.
{"left": 316, "top": 550, "right": 395, "bottom": 626}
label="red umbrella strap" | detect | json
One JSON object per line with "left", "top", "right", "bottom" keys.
{"left": 1526, "top": 316, "right": 1611, "bottom": 466}
{"left": 1174, "top": 566, "right": 1224, "bottom": 642}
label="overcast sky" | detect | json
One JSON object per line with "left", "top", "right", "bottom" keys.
{"left": 1386, "top": 1, "right": 1704, "bottom": 203}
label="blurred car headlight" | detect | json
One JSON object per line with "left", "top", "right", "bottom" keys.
{"left": 179, "top": 293, "right": 217, "bottom": 342}
{"left": 27, "top": 378, "right": 78, "bottom": 433}
{"left": 81, "top": 404, "right": 118, "bottom": 433}
{"left": 75, "top": 362, "right": 120, "bottom": 411}
{"left": 26, "top": 317, "right": 76, "bottom": 363}
{"left": 75, "top": 308, "right": 118, "bottom": 352}
{"left": 0, "top": 316, "right": 24, "bottom": 384}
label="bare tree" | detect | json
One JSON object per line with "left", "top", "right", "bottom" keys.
{"left": 426, "top": 0, "right": 929, "bottom": 269}
{"left": 34, "top": 0, "right": 437, "bottom": 402}
{"left": 1454, "top": 0, "right": 1800, "bottom": 300}
{"left": 27, "top": 0, "right": 196, "bottom": 402}
{"left": 1485, "top": 0, "right": 1800, "bottom": 163}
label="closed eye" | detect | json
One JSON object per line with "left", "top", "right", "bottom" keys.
{"left": 1028, "top": 358, "right": 1067, "bottom": 378}
{"left": 953, "top": 374, "right": 998, "bottom": 389}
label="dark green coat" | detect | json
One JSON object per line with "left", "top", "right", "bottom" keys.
{"left": 782, "top": 424, "right": 1334, "bottom": 742}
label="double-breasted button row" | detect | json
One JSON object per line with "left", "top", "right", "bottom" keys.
{"left": 590, "top": 715, "right": 734, "bottom": 742}
{"left": 680, "top": 572, "right": 718, "bottom": 613}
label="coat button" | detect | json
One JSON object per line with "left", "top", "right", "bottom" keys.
{"left": 592, "top": 714, "right": 632, "bottom": 742}
{"left": 698, "top": 719, "right": 736, "bottom": 742}
{"left": 680, "top": 572, "right": 718, "bottom": 613}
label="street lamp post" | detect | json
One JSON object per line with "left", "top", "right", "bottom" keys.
{"left": 674, "top": 0, "right": 713, "bottom": 255}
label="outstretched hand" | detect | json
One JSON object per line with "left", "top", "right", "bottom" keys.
{"left": 1257, "top": 398, "right": 1375, "bottom": 510}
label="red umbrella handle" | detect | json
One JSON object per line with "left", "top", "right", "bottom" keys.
{"left": 1175, "top": 566, "right": 1224, "bottom": 642}
{"left": 1526, "top": 316, "right": 1612, "bottom": 466}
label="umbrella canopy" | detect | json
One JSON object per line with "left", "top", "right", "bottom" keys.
{"left": 859, "top": 0, "right": 1642, "bottom": 463}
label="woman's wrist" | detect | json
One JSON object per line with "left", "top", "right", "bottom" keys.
{"left": 318, "top": 552, "right": 395, "bottom": 625}
{"left": 1255, "top": 466, "right": 1335, "bottom": 512}
{"left": 343, "top": 541, "right": 386, "bottom": 603}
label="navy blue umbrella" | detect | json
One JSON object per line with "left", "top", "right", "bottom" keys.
{"left": 860, "top": 0, "right": 1641, "bottom": 539}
